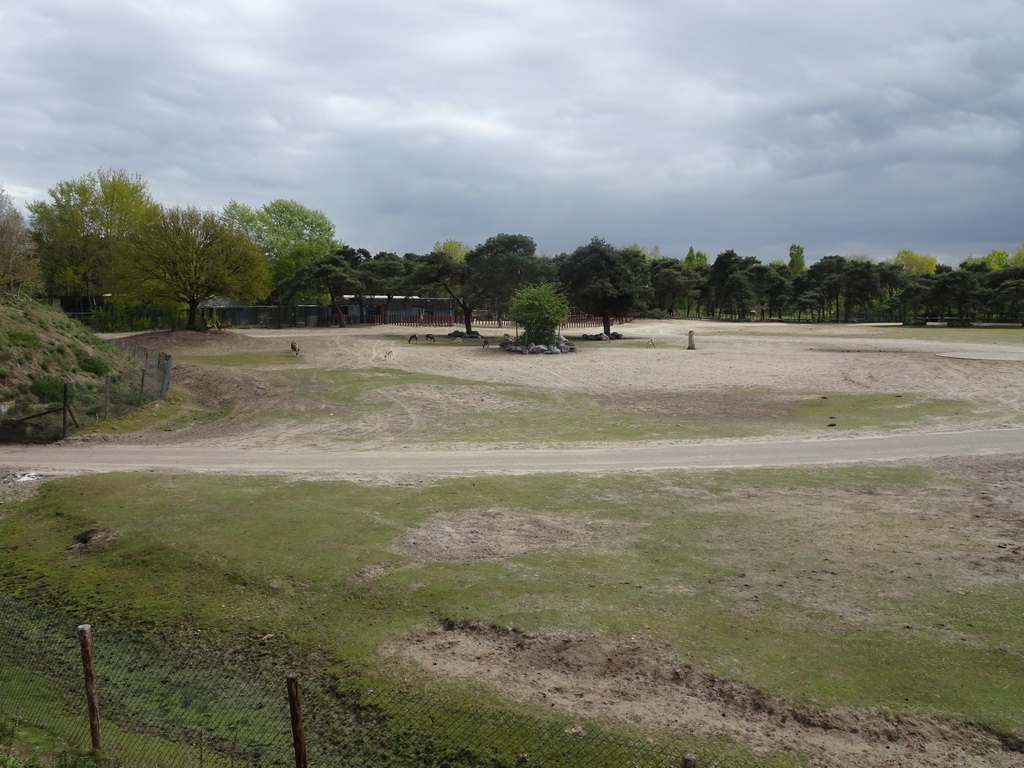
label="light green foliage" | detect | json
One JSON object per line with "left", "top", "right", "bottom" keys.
{"left": 682, "top": 246, "right": 708, "bottom": 268}
{"left": 27, "top": 169, "right": 160, "bottom": 302}
{"left": 223, "top": 199, "right": 339, "bottom": 297}
{"left": 892, "top": 249, "right": 937, "bottom": 275}
{"left": 1011, "top": 243, "right": 1024, "bottom": 269}
{"left": 787, "top": 243, "right": 805, "bottom": 275}
{"left": 126, "top": 205, "right": 272, "bottom": 330}
{"left": 507, "top": 282, "right": 569, "bottom": 345}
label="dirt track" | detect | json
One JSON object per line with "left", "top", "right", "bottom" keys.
{"left": 2, "top": 427, "right": 1023, "bottom": 480}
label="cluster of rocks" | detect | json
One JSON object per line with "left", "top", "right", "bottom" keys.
{"left": 580, "top": 332, "right": 623, "bottom": 340}
{"left": 498, "top": 335, "right": 577, "bottom": 354}
{"left": 447, "top": 330, "right": 482, "bottom": 339}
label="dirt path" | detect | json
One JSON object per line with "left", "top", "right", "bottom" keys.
{"left": 2, "top": 427, "right": 1022, "bottom": 480}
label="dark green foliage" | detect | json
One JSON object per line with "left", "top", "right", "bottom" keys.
{"left": 28, "top": 376, "right": 63, "bottom": 404}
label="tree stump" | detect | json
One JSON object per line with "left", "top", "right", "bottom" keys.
{"left": 687, "top": 330, "right": 696, "bottom": 350}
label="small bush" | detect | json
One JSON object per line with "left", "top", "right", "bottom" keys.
{"left": 29, "top": 376, "right": 64, "bottom": 404}
{"left": 8, "top": 330, "right": 43, "bottom": 350}
{"left": 77, "top": 354, "right": 111, "bottom": 376}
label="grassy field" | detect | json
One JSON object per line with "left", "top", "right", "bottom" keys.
{"left": 2, "top": 316, "right": 1023, "bottom": 767}
{"left": 2, "top": 460, "right": 1022, "bottom": 761}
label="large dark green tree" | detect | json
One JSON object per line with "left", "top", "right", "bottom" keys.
{"left": 125, "top": 206, "right": 272, "bottom": 331}
{"left": 289, "top": 247, "right": 366, "bottom": 326}
{"left": 465, "top": 234, "right": 553, "bottom": 325}
{"left": 414, "top": 239, "right": 477, "bottom": 331}
{"left": 556, "top": 237, "right": 651, "bottom": 335}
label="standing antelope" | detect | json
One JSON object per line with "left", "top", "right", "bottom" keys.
{"left": 482, "top": 339, "right": 490, "bottom": 348}
{"left": 646, "top": 338, "right": 655, "bottom": 347}
{"left": 290, "top": 340, "right": 300, "bottom": 356}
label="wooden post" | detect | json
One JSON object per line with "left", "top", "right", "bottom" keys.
{"left": 62, "top": 384, "right": 69, "bottom": 439}
{"left": 77, "top": 624, "right": 102, "bottom": 751}
{"left": 104, "top": 375, "right": 110, "bottom": 420}
{"left": 139, "top": 369, "right": 147, "bottom": 404}
{"left": 687, "top": 330, "right": 696, "bottom": 350}
{"left": 682, "top": 753, "right": 698, "bottom": 768}
{"left": 287, "top": 674, "right": 307, "bottom": 768}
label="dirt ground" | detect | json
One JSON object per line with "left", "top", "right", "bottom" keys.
{"left": 3, "top": 319, "right": 1024, "bottom": 767}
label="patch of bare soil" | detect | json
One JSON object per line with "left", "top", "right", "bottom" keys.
{"left": 66, "top": 527, "right": 120, "bottom": 553}
{"left": 0, "top": 470, "right": 51, "bottom": 504}
{"left": 385, "top": 621, "right": 1020, "bottom": 768}
{"left": 389, "top": 507, "right": 593, "bottom": 563}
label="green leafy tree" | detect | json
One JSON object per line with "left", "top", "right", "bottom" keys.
{"left": 28, "top": 169, "right": 159, "bottom": 306}
{"left": 414, "top": 240, "right": 477, "bottom": 331}
{"left": 223, "top": 199, "right": 339, "bottom": 301}
{"left": 1011, "top": 244, "right": 1024, "bottom": 269}
{"left": 892, "top": 249, "right": 937, "bottom": 276}
{"left": 650, "top": 257, "right": 700, "bottom": 316}
{"left": 0, "top": 186, "right": 39, "bottom": 296}
{"left": 359, "top": 251, "right": 411, "bottom": 321}
{"left": 126, "top": 206, "right": 271, "bottom": 331}
{"left": 788, "top": 244, "right": 806, "bottom": 276}
{"left": 507, "top": 283, "right": 570, "bottom": 345}
{"left": 465, "top": 234, "right": 553, "bottom": 324}
{"left": 556, "top": 237, "right": 651, "bottom": 335}
{"left": 289, "top": 247, "right": 366, "bottom": 327}
{"left": 682, "top": 246, "right": 709, "bottom": 268}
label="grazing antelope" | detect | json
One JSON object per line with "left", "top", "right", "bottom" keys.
{"left": 600, "top": 333, "right": 611, "bottom": 344}
{"left": 502, "top": 333, "right": 513, "bottom": 341}
{"left": 384, "top": 349, "right": 394, "bottom": 361}
{"left": 425, "top": 334, "right": 436, "bottom": 342}
{"left": 407, "top": 334, "right": 418, "bottom": 343}
{"left": 647, "top": 338, "right": 655, "bottom": 347}
{"left": 482, "top": 339, "right": 490, "bottom": 348}
{"left": 290, "top": 340, "right": 300, "bottom": 356}
{"left": 454, "top": 337, "right": 463, "bottom": 344}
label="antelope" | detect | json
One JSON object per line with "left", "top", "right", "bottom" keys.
{"left": 647, "top": 338, "right": 655, "bottom": 347}
{"left": 215, "top": 320, "right": 233, "bottom": 331}
{"left": 425, "top": 334, "right": 436, "bottom": 342}
{"left": 384, "top": 349, "right": 394, "bottom": 361}
{"left": 454, "top": 337, "right": 463, "bottom": 344}
{"left": 407, "top": 334, "right": 418, "bottom": 343}
{"left": 482, "top": 339, "right": 490, "bottom": 348}
{"left": 290, "top": 340, "right": 300, "bottom": 356}
{"left": 600, "top": 333, "right": 611, "bottom": 344}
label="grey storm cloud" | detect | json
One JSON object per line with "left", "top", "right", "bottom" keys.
{"left": 2, "top": 0, "right": 1022, "bottom": 264}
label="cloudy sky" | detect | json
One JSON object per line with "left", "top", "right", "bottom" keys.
{"left": 2, "top": 0, "right": 1022, "bottom": 265}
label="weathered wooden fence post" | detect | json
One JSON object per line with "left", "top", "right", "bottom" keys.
{"left": 682, "top": 753, "right": 697, "bottom": 768}
{"left": 139, "top": 369, "right": 147, "bottom": 404}
{"left": 160, "top": 354, "right": 173, "bottom": 399}
{"left": 62, "top": 384, "right": 69, "bottom": 439}
{"left": 77, "top": 624, "right": 102, "bottom": 751}
{"left": 687, "top": 330, "right": 696, "bottom": 350}
{"left": 287, "top": 674, "right": 307, "bottom": 768}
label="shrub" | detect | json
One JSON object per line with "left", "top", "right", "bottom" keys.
{"left": 29, "top": 376, "right": 64, "bottom": 404}
{"left": 8, "top": 330, "right": 43, "bottom": 350}
{"left": 77, "top": 353, "right": 111, "bottom": 376}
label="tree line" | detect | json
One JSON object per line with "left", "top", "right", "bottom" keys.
{"left": 3, "top": 169, "right": 1023, "bottom": 332}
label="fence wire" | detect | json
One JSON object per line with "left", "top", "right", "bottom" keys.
{"left": 1, "top": 597, "right": 770, "bottom": 768}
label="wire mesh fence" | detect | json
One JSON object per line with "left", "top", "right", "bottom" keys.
{"left": 0, "top": 340, "right": 171, "bottom": 444}
{"left": 0, "top": 596, "right": 770, "bottom": 768}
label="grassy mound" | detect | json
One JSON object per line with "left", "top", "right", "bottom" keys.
{"left": 0, "top": 296, "right": 144, "bottom": 440}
